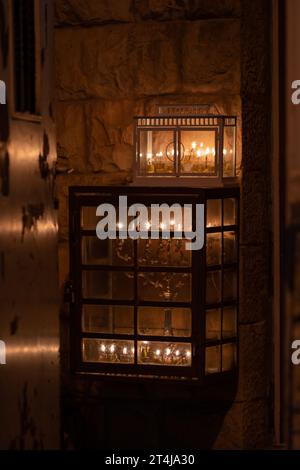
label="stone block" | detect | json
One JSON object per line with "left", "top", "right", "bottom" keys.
{"left": 213, "top": 398, "right": 270, "bottom": 449}
{"left": 239, "top": 245, "right": 270, "bottom": 324}
{"left": 240, "top": 170, "right": 270, "bottom": 245}
{"left": 55, "top": 0, "right": 241, "bottom": 25}
{"left": 241, "top": 398, "right": 270, "bottom": 449}
{"left": 55, "top": 0, "right": 133, "bottom": 25}
{"left": 134, "top": 0, "right": 241, "bottom": 21}
{"left": 55, "top": 102, "right": 87, "bottom": 172}
{"left": 55, "top": 20, "right": 240, "bottom": 100}
{"left": 212, "top": 402, "right": 243, "bottom": 449}
{"left": 242, "top": 99, "right": 270, "bottom": 173}
{"left": 182, "top": 19, "right": 240, "bottom": 94}
{"left": 237, "top": 321, "right": 270, "bottom": 402}
{"left": 86, "top": 100, "right": 143, "bottom": 172}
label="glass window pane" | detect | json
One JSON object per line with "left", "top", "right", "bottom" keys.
{"left": 206, "top": 233, "right": 222, "bottom": 266}
{"left": 223, "top": 126, "right": 236, "bottom": 177}
{"left": 138, "top": 341, "right": 192, "bottom": 366}
{"left": 138, "top": 272, "right": 191, "bottom": 302}
{"left": 81, "top": 206, "right": 98, "bottom": 229}
{"left": 82, "top": 270, "right": 134, "bottom": 300}
{"left": 82, "top": 237, "right": 134, "bottom": 266}
{"left": 206, "top": 308, "right": 221, "bottom": 341}
{"left": 139, "top": 130, "right": 175, "bottom": 175}
{"left": 207, "top": 199, "right": 221, "bottom": 227}
{"left": 138, "top": 307, "right": 191, "bottom": 337}
{"left": 222, "top": 343, "right": 236, "bottom": 371}
{"left": 223, "top": 231, "right": 237, "bottom": 264}
{"left": 82, "top": 305, "right": 134, "bottom": 334}
{"left": 206, "top": 270, "right": 221, "bottom": 304}
{"left": 138, "top": 239, "right": 191, "bottom": 267}
{"left": 82, "top": 338, "right": 134, "bottom": 364}
{"left": 223, "top": 307, "right": 237, "bottom": 339}
{"left": 224, "top": 198, "right": 237, "bottom": 226}
{"left": 180, "top": 130, "right": 217, "bottom": 174}
{"left": 223, "top": 269, "right": 237, "bottom": 302}
{"left": 205, "top": 345, "right": 221, "bottom": 374}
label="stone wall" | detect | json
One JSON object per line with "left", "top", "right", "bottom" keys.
{"left": 54, "top": 0, "right": 272, "bottom": 449}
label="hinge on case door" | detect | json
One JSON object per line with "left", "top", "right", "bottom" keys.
{"left": 64, "top": 280, "right": 75, "bottom": 304}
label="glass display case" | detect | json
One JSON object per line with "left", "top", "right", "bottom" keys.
{"left": 69, "top": 186, "right": 239, "bottom": 381}
{"left": 134, "top": 115, "right": 236, "bottom": 183}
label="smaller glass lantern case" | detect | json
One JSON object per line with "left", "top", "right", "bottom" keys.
{"left": 135, "top": 115, "right": 236, "bottom": 183}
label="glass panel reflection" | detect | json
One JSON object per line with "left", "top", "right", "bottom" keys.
{"left": 138, "top": 307, "right": 191, "bottom": 337}
{"left": 207, "top": 199, "right": 222, "bottom": 227}
{"left": 223, "top": 126, "right": 236, "bottom": 177}
{"left": 206, "top": 309, "right": 221, "bottom": 341}
{"left": 139, "top": 130, "right": 175, "bottom": 175}
{"left": 180, "top": 130, "right": 216, "bottom": 174}
{"left": 222, "top": 343, "right": 236, "bottom": 371}
{"left": 82, "top": 338, "right": 134, "bottom": 364}
{"left": 82, "top": 271, "right": 134, "bottom": 299}
{"left": 82, "top": 237, "right": 134, "bottom": 266}
{"left": 223, "top": 307, "right": 237, "bottom": 339}
{"left": 82, "top": 305, "right": 134, "bottom": 334}
{"left": 205, "top": 345, "right": 221, "bottom": 374}
{"left": 138, "top": 341, "right": 192, "bottom": 366}
{"left": 138, "top": 239, "right": 191, "bottom": 267}
{"left": 223, "top": 232, "right": 237, "bottom": 264}
{"left": 81, "top": 206, "right": 98, "bottom": 229}
{"left": 206, "top": 233, "right": 221, "bottom": 266}
{"left": 224, "top": 198, "right": 237, "bottom": 226}
{"left": 138, "top": 272, "right": 191, "bottom": 302}
{"left": 206, "top": 271, "right": 221, "bottom": 304}
{"left": 223, "top": 269, "right": 237, "bottom": 302}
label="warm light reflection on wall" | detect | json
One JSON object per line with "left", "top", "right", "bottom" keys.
{"left": 6, "top": 343, "right": 59, "bottom": 357}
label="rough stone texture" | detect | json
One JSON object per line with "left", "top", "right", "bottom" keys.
{"left": 238, "top": 0, "right": 272, "bottom": 448}
{"left": 213, "top": 398, "right": 270, "bottom": 449}
{"left": 181, "top": 20, "right": 240, "bottom": 94}
{"left": 212, "top": 401, "right": 243, "bottom": 449}
{"left": 55, "top": 0, "right": 241, "bottom": 26}
{"left": 134, "top": 0, "right": 241, "bottom": 21}
{"left": 240, "top": 170, "right": 270, "bottom": 246}
{"left": 86, "top": 100, "right": 144, "bottom": 173}
{"left": 55, "top": 20, "right": 240, "bottom": 100}
{"left": 241, "top": 398, "right": 270, "bottom": 449}
{"left": 239, "top": 245, "right": 270, "bottom": 323}
{"left": 56, "top": 102, "right": 87, "bottom": 173}
{"left": 237, "top": 322, "right": 269, "bottom": 402}
{"left": 241, "top": 99, "right": 270, "bottom": 174}
{"left": 55, "top": 0, "right": 134, "bottom": 25}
